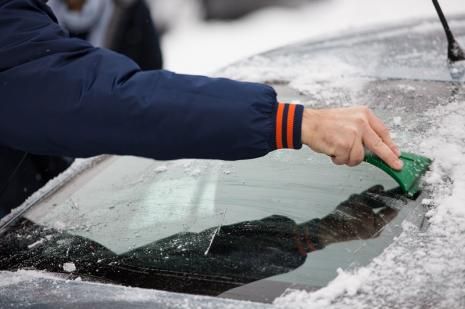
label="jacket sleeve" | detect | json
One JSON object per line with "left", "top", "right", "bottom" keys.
{"left": 0, "top": 0, "right": 303, "bottom": 161}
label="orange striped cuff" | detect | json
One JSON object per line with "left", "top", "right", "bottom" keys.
{"left": 274, "top": 103, "right": 304, "bottom": 150}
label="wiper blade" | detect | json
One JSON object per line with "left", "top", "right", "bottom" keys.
{"left": 432, "top": 0, "right": 465, "bottom": 62}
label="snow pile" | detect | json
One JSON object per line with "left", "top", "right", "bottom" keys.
{"left": 275, "top": 101, "right": 465, "bottom": 308}
{"left": 422, "top": 103, "right": 465, "bottom": 220}
{"left": 62, "top": 262, "right": 76, "bottom": 273}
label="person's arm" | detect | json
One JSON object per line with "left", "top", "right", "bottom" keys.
{"left": 0, "top": 0, "right": 302, "bottom": 161}
{"left": 0, "top": 0, "right": 402, "bottom": 168}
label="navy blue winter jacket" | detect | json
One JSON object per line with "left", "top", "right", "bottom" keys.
{"left": 0, "top": 0, "right": 304, "bottom": 161}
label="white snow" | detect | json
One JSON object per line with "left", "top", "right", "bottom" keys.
{"left": 154, "top": 165, "right": 168, "bottom": 174}
{"left": 63, "top": 262, "right": 76, "bottom": 273}
{"left": 0, "top": 270, "right": 270, "bottom": 308}
{"left": 0, "top": 270, "right": 63, "bottom": 287}
{"left": 27, "top": 238, "right": 46, "bottom": 249}
{"left": 277, "top": 267, "right": 372, "bottom": 308}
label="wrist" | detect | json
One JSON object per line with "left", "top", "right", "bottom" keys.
{"left": 301, "top": 108, "right": 319, "bottom": 147}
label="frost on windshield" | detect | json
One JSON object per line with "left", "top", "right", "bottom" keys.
{"left": 275, "top": 100, "right": 465, "bottom": 309}
{"left": 0, "top": 270, "right": 270, "bottom": 309}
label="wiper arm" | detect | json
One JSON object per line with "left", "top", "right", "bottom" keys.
{"left": 432, "top": 0, "right": 465, "bottom": 62}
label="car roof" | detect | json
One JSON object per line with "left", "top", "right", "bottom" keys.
{"left": 222, "top": 14, "right": 465, "bottom": 84}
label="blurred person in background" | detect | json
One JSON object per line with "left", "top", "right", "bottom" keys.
{"left": 1, "top": 0, "right": 163, "bottom": 217}
{"left": 148, "top": 0, "right": 310, "bottom": 32}
{"left": 49, "top": 0, "right": 163, "bottom": 70}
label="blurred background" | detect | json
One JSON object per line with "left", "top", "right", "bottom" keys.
{"left": 51, "top": 0, "right": 465, "bottom": 74}
{"left": 151, "top": 0, "right": 465, "bottom": 74}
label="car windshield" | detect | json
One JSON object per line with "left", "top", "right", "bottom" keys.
{"left": 2, "top": 17, "right": 464, "bottom": 302}
{"left": 0, "top": 77, "right": 433, "bottom": 299}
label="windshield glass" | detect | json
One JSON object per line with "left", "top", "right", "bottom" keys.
{"left": 0, "top": 124, "right": 426, "bottom": 300}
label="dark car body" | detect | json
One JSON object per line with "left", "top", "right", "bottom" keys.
{"left": 1, "top": 15, "right": 464, "bottom": 308}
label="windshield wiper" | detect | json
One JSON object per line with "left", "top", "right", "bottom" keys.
{"left": 432, "top": 0, "right": 465, "bottom": 62}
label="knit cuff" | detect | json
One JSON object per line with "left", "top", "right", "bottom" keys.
{"left": 274, "top": 103, "right": 304, "bottom": 150}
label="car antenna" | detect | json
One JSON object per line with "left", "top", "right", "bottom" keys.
{"left": 432, "top": 0, "right": 465, "bottom": 62}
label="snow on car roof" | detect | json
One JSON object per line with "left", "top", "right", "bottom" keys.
{"left": 220, "top": 17, "right": 465, "bottom": 85}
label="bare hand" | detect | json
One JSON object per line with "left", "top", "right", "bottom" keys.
{"left": 301, "top": 106, "right": 403, "bottom": 170}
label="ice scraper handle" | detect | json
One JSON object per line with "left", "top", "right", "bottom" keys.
{"left": 364, "top": 151, "right": 432, "bottom": 198}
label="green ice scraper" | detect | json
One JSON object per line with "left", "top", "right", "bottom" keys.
{"left": 364, "top": 152, "right": 432, "bottom": 198}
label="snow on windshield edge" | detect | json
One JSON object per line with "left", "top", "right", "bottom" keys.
{"left": 0, "top": 157, "right": 105, "bottom": 227}
{"left": 274, "top": 100, "right": 465, "bottom": 309}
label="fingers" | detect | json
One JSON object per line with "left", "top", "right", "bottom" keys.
{"left": 331, "top": 137, "right": 353, "bottom": 165}
{"left": 348, "top": 139, "right": 364, "bottom": 167}
{"left": 301, "top": 106, "right": 402, "bottom": 169}
{"left": 363, "top": 127, "right": 403, "bottom": 170}
{"left": 367, "top": 110, "right": 401, "bottom": 157}
{"left": 331, "top": 154, "right": 349, "bottom": 166}
{"left": 332, "top": 130, "right": 362, "bottom": 166}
